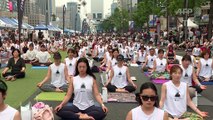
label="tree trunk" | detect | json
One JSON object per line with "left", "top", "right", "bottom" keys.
{"left": 208, "top": 0, "right": 213, "bottom": 40}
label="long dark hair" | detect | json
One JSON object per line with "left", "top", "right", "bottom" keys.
{"left": 74, "top": 57, "right": 96, "bottom": 79}
{"left": 136, "top": 82, "right": 159, "bottom": 107}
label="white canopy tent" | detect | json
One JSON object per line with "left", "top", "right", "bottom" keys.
{"left": 179, "top": 18, "right": 198, "bottom": 28}
{"left": 0, "top": 19, "right": 12, "bottom": 28}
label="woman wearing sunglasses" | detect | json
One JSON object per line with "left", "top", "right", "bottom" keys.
{"left": 126, "top": 82, "right": 168, "bottom": 120}
{"left": 160, "top": 65, "right": 208, "bottom": 119}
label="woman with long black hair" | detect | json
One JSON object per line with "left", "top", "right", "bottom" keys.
{"left": 55, "top": 57, "right": 108, "bottom": 120}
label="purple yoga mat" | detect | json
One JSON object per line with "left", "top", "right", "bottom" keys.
{"left": 152, "top": 79, "right": 169, "bottom": 84}
{"left": 144, "top": 72, "right": 150, "bottom": 77}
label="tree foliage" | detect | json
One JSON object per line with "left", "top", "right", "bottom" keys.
{"left": 132, "top": 0, "right": 164, "bottom": 28}
{"left": 100, "top": 8, "right": 129, "bottom": 32}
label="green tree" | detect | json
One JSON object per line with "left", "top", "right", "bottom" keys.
{"left": 101, "top": 8, "right": 129, "bottom": 32}
{"left": 133, "top": 0, "right": 163, "bottom": 29}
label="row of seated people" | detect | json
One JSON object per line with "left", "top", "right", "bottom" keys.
{"left": 37, "top": 53, "right": 208, "bottom": 120}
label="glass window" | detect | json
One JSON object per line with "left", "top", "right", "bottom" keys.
{"left": 93, "top": 13, "right": 96, "bottom": 19}
{"left": 97, "top": 13, "right": 102, "bottom": 19}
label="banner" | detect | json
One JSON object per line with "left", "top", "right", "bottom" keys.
{"left": 129, "top": 21, "right": 134, "bottom": 30}
{"left": 17, "top": 0, "right": 26, "bottom": 42}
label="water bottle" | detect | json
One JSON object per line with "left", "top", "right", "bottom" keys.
{"left": 102, "top": 87, "right": 108, "bottom": 103}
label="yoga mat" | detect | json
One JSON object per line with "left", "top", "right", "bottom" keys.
{"left": 201, "top": 81, "right": 213, "bottom": 85}
{"left": 107, "top": 92, "right": 137, "bottom": 103}
{"left": 144, "top": 72, "right": 150, "bottom": 77}
{"left": 130, "top": 64, "right": 138, "bottom": 67}
{"left": 31, "top": 66, "right": 49, "bottom": 69}
{"left": 152, "top": 79, "right": 169, "bottom": 84}
{"left": 0, "top": 64, "right": 7, "bottom": 68}
{"left": 35, "top": 92, "right": 66, "bottom": 101}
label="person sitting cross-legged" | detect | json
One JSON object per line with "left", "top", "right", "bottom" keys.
{"left": 31, "top": 44, "right": 52, "bottom": 66}
{"left": 37, "top": 52, "right": 69, "bottom": 92}
{"left": 2, "top": 49, "right": 26, "bottom": 81}
{"left": 105, "top": 54, "right": 137, "bottom": 93}
{"left": 55, "top": 57, "right": 108, "bottom": 120}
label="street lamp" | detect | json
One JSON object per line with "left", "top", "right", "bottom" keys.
{"left": 63, "top": 5, "right": 66, "bottom": 34}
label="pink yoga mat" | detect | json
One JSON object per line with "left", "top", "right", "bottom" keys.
{"left": 152, "top": 79, "right": 169, "bottom": 84}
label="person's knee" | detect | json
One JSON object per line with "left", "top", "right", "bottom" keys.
{"left": 106, "top": 86, "right": 116, "bottom": 92}
{"left": 194, "top": 85, "right": 203, "bottom": 93}
{"left": 125, "top": 86, "right": 136, "bottom": 93}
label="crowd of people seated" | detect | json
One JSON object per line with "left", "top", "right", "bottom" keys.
{"left": 0, "top": 31, "right": 212, "bottom": 119}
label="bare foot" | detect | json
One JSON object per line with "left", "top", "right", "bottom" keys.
{"left": 204, "top": 78, "right": 210, "bottom": 82}
{"left": 11, "top": 77, "right": 16, "bottom": 81}
{"left": 116, "top": 88, "right": 128, "bottom": 93}
{"left": 5, "top": 76, "right": 13, "bottom": 81}
{"left": 55, "top": 88, "right": 63, "bottom": 92}
{"left": 79, "top": 114, "right": 95, "bottom": 120}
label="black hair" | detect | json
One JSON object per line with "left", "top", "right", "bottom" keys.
{"left": 29, "top": 43, "right": 34, "bottom": 47}
{"left": 136, "top": 82, "right": 159, "bottom": 107}
{"left": 12, "top": 49, "right": 21, "bottom": 57}
{"left": 74, "top": 57, "right": 96, "bottom": 79}
{"left": 67, "top": 48, "right": 76, "bottom": 54}
{"left": 182, "top": 54, "right": 192, "bottom": 62}
{"left": 112, "top": 48, "right": 119, "bottom": 60}
{"left": 0, "top": 80, "right": 7, "bottom": 96}
{"left": 158, "top": 49, "right": 164, "bottom": 54}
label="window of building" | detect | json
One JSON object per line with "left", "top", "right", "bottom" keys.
{"left": 93, "top": 13, "right": 96, "bottom": 19}
{"left": 97, "top": 13, "right": 102, "bottom": 19}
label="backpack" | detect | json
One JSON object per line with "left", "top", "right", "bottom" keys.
{"left": 32, "top": 102, "right": 54, "bottom": 120}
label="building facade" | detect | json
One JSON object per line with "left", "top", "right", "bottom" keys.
{"left": 56, "top": 6, "right": 71, "bottom": 29}
{"left": 36, "top": 0, "right": 56, "bottom": 25}
{"left": 67, "top": 2, "right": 81, "bottom": 31}
{"left": 91, "top": 0, "right": 103, "bottom": 21}
{"left": 24, "top": 0, "right": 45, "bottom": 26}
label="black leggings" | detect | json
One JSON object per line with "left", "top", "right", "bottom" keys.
{"left": 31, "top": 62, "right": 52, "bottom": 66}
{"left": 106, "top": 83, "right": 136, "bottom": 92}
{"left": 2, "top": 72, "right": 25, "bottom": 78}
{"left": 56, "top": 105, "right": 106, "bottom": 120}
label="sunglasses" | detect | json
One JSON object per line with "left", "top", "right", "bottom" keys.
{"left": 140, "top": 95, "right": 157, "bottom": 101}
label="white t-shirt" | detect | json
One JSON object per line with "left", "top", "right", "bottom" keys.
{"left": 155, "top": 58, "right": 167, "bottom": 72}
{"left": 180, "top": 65, "right": 193, "bottom": 86}
{"left": 73, "top": 75, "right": 95, "bottom": 110}
{"left": 36, "top": 51, "right": 51, "bottom": 63}
{"left": 132, "top": 106, "right": 164, "bottom": 120}
{"left": 199, "top": 58, "right": 213, "bottom": 78}
{"left": 50, "top": 63, "right": 67, "bottom": 88}
{"left": 111, "top": 65, "right": 128, "bottom": 88}
{"left": 147, "top": 55, "right": 157, "bottom": 68}
{"left": 65, "top": 57, "right": 77, "bottom": 76}
{"left": 164, "top": 81, "right": 187, "bottom": 118}
{"left": 24, "top": 49, "right": 37, "bottom": 60}
{"left": 0, "top": 105, "right": 17, "bottom": 120}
